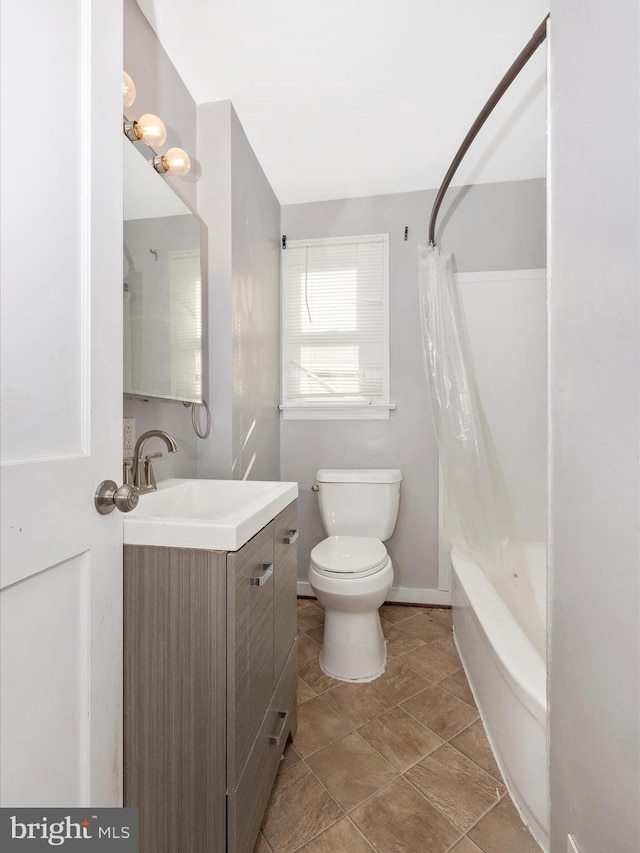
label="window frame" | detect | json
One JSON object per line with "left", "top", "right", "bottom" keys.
{"left": 280, "top": 233, "right": 394, "bottom": 421}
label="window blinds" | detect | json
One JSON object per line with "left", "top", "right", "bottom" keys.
{"left": 282, "top": 234, "right": 389, "bottom": 404}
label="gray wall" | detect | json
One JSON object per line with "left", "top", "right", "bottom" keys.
{"left": 281, "top": 179, "right": 546, "bottom": 595}
{"left": 123, "top": 0, "right": 200, "bottom": 479}
{"left": 548, "top": 1, "right": 640, "bottom": 851}
{"left": 197, "top": 101, "right": 281, "bottom": 481}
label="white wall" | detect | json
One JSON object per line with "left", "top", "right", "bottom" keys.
{"left": 548, "top": 1, "right": 640, "bottom": 851}
{"left": 282, "top": 179, "right": 546, "bottom": 598}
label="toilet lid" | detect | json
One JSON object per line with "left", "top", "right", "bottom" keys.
{"left": 310, "top": 536, "right": 388, "bottom": 577}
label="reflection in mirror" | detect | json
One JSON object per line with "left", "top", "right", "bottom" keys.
{"left": 123, "top": 137, "right": 204, "bottom": 403}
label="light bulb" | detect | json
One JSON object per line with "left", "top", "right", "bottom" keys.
{"left": 123, "top": 71, "right": 136, "bottom": 108}
{"left": 135, "top": 113, "right": 167, "bottom": 146}
{"left": 159, "top": 147, "right": 191, "bottom": 177}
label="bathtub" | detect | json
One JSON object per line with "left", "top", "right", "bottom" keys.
{"left": 451, "top": 543, "right": 548, "bottom": 852}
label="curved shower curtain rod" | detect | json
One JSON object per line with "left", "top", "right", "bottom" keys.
{"left": 428, "top": 14, "right": 550, "bottom": 246}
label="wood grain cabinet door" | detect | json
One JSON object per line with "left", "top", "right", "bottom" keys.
{"left": 273, "top": 500, "right": 298, "bottom": 686}
{"left": 226, "top": 523, "right": 275, "bottom": 786}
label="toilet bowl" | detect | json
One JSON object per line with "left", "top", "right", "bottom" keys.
{"left": 310, "top": 536, "right": 393, "bottom": 681}
{"left": 308, "top": 469, "right": 403, "bottom": 682}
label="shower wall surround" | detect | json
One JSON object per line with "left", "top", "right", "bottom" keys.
{"left": 281, "top": 179, "right": 546, "bottom": 599}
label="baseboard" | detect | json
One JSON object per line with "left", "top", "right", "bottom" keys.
{"left": 296, "top": 581, "right": 451, "bottom": 607}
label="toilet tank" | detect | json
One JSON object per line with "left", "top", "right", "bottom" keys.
{"left": 316, "top": 469, "right": 403, "bottom": 540}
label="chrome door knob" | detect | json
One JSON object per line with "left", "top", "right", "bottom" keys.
{"left": 95, "top": 480, "right": 139, "bottom": 515}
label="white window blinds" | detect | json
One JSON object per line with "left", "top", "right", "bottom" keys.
{"left": 281, "top": 234, "right": 389, "bottom": 411}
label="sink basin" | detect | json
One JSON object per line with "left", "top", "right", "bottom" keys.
{"left": 123, "top": 478, "right": 298, "bottom": 551}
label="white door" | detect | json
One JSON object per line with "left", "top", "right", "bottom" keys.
{"left": 0, "top": 0, "right": 124, "bottom": 806}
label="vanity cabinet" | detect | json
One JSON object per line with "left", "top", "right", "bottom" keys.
{"left": 124, "top": 500, "right": 298, "bottom": 853}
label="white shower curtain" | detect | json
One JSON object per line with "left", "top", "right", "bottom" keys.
{"left": 419, "top": 244, "right": 545, "bottom": 659}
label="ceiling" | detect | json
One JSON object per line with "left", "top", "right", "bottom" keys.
{"left": 136, "top": 0, "right": 549, "bottom": 205}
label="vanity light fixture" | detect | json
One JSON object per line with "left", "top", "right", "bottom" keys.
{"left": 122, "top": 70, "right": 191, "bottom": 177}
{"left": 153, "top": 147, "right": 191, "bottom": 177}
{"left": 123, "top": 71, "right": 136, "bottom": 108}
{"left": 124, "top": 113, "right": 168, "bottom": 147}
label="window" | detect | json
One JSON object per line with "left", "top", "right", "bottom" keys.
{"left": 281, "top": 234, "right": 392, "bottom": 419}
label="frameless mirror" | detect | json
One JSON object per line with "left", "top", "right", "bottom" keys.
{"left": 123, "top": 137, "right": 205, "bottom": 403}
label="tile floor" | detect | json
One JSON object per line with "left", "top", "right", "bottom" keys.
{"left": 254, "top": 600, "right": 541, "bottom": 853}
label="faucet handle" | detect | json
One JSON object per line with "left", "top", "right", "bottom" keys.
{"left": 123, "top": 457, "right": 134, "bottom": 486}
{"left": 143, "top": 454, "right": 161, "bottom": 491}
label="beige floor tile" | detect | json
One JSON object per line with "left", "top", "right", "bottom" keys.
{"left": 372, "top": 657, "right": 432, "bottom": 703}
{"left": 298, "top": 655, "right": 342, "bottom": 694}
{"left": 279, "top": 741, "right": 302, "bottom": 773}
{"left": 253, "top": 832, "right": 272, "bottom": 852}
{"left": 350, "top": 776, "right": 461, "bottom": 853}
{"left": 399, "top": 613, "right": 452, "bottom": 643}
{"left": 297, "top": 597, "right": 318, "bottom": 609}
{"left": 298, "top": 605, "right": 325, "bottom": 633}
{"left": 261, "top": 762, "right": 343, "bottom": 853}
{"left": 382, "top": 622, "right": 427, "bottom": 659}
{"left": 467, "top": 796, "right": 541, "bottom": 853}
{"left": 429, "top": 632, "right": 461, "bottom": 659}
{"left": 440, "top": 670, "right": 477, "bottom": 707}
{"left": 380, "top": 604, "right": 428, "bottom": 623}
{"left": 450, "top": 720, "right": 502, "bottom": 781}
{"left": 305, "top": 624, "right": 324, "bottom": 644}
{"left": 358, "top": 705, "right": 443, "bottom": 772}
{"left": 294, "top": 695, "right": 352, "bottom": 757}
{"left": 401, "top": 685, "right": 478, "bottom": 740}
{"left": 306, "top": 732, "right": 398, "bottom": 811}
{"left": 323, "top": 681, "right": 394, "bottom": 728}
{"left": 298, "top": 632, "right": 322, "bottom": 663}
{"left": 296, "top": 818, "right": 373, "bottom": 852}
{"left": 401, "top": 643, "right": 461, "bottom": 682}
{"left": 449, "top": 838, "right": 484, "bottom": 853}
{"left": 404, "top": 743, "right": 505, "bottom": 832}
{"left": 425, "top": 607, "right": 453, "bottom": 627}
{"left": 297, "top": 678, "right": 317, "bottom": 705}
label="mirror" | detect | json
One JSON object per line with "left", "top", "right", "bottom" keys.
{"left": 123, "top": 137, "right": 205, "bottom": 403}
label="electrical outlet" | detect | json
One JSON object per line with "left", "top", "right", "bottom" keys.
{"left": 567, "top": 835, "right": 581, "bottom": 853}
{"left": 123, "top": 418, "right": 136, "bottom": 455}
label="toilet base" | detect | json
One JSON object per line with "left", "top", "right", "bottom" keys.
{"left": 308, "top": 558, "right": 393, "bottom": 683}
{"left": 320, "top": 609, "right": 388, "bottom": 682}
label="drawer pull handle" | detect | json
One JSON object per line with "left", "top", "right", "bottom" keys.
{"left": 283, "top": 529, "right": 299, "bottom": 545}
{"left": 250, "top": 563, "right": 274, "bottom": 586}
{"left": 269, "top": 710, "right": 289, "bottom": 746}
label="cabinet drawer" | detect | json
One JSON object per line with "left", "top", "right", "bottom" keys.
{"left": 227, "top": 523, "right": 275, "bottom": 786}
{"left": 227, "top": 638, "right": 298, "bottom": 853}
{"left": 273, "top": 500, "right": 298, "bottom": 685}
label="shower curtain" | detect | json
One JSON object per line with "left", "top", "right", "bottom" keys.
{"left": 419, "top": 244, "right": 545, "bottom": 659}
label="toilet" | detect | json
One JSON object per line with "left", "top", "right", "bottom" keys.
{"left": 308, "top": 468, "right": 403, "bottom": 682}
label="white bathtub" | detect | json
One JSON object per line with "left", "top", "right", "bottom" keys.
{"left": 451, "top": 543, "right": 548, "bottom": 851}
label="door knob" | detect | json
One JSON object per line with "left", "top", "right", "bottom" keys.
{"left": 95, "top": 480, "right": 139, "bottom": 514}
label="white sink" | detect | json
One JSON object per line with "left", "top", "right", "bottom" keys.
{"left": 123, "top": 478, "right": 298, "bottom": 551}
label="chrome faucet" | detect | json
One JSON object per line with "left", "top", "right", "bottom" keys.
{"left": 130, "top": 430, "right": 178, "bottom": 494}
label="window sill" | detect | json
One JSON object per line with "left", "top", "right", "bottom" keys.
{"left": 279, "top": 404, "right": 396, "bottom": 421}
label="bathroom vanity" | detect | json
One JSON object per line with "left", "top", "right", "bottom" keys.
{"left": 123, "top": 480, "right": 298, "bottom": 853}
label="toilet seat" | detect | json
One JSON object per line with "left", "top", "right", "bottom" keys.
{"left": 310, "top": 536, "right": 388, "bottom": 579}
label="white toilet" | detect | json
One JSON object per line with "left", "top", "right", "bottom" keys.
{"left": 308, "top": 468, "right": 403, "bottom": 682}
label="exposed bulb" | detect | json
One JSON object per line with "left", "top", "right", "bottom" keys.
{"left": 158, "top": 147, "right": 191, "bottom": 177}
{"left": 122, "top": 71, "right": 136, "bottom": 108}
{"left": 135, "top": 113, "right": 167, "bottom": 147}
